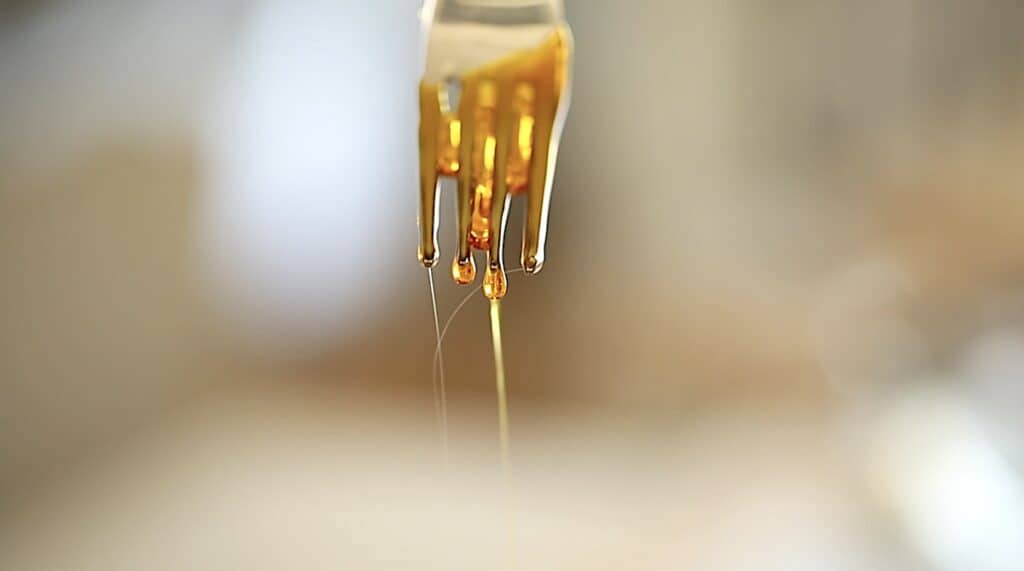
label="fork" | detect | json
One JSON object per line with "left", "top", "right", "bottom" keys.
{"left": 417, "top": 0, "right": 573, "bottom": 299}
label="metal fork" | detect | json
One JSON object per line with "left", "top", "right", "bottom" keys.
{"left": 417, "top": 0, "right": 573, "bottom": 299}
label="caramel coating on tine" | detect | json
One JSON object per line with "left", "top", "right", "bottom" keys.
{"left": 418, "top": 26, "right": 572, "bottom": 295}
{"left": 418, "top": 84, "right": 442, "bottom": 267}
{"left": 454, "top": 80, "right": 477, "bottom": 276}
{"left": 483, "top": 82, "right": 516, "bottom": 300}
{"left": 468, "top": 80, "right": 498, "bottom": 253}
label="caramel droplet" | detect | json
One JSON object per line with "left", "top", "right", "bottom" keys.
{"left": 452, "top": 256, "right": 477, "bottom": 285}
{"left": 483, "top": 265, "right": 508, "bottom": 300}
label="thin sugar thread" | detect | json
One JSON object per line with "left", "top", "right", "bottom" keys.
{"left": 427, "top": 267, "right": 449, "bottom": 466}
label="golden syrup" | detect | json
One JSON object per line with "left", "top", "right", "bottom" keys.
{"left": 419, "top": 27, "right": 572, "bottom": 299}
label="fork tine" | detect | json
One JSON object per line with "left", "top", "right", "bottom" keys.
{"left": 418, "top": 83, "right": 441, "bottom": 267}
{"left": 522, "top": 101, "right": 553, "bottom": 275}
{"left": 484, "top": 81, "right": 516, "bottom": 299}
{"left": 452, "top": 79, "right": 478, "bottom": 285}
{"left": 522, "top": 28, "right": 571, "bottom": 275}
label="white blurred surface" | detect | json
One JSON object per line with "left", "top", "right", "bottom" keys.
{"left": 0, "top": 387, "right": 884, "bottom": 571}
{"left": 200, "top": 0, "right": 418, "bottom": 351}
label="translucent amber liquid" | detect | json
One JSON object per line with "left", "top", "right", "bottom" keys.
{"left": 418, "top": 28, "right": 571, "bottom": 300}
{"left": 489, "top": 298, "right": 510, "bottom": 475}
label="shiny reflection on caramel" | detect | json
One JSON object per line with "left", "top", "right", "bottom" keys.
{"left": 437, "top": 117, "right": 460, "bottom": 175}
{"left": 418, "top": 27, "right": 572, "bottom": 299}
{"left": 452, "top": 253, "right": 476, "bottom": 285}
{"left": 483, "top": 265, "right": 508, "bottom": 300}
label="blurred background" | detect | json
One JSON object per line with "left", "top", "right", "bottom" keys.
{"left": 2, "top": 0, "right": 1024, "bottom": 569}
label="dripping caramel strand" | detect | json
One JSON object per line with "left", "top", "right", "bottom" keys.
{"left": 489, "top": 299, "right": 510, "bottom": 477}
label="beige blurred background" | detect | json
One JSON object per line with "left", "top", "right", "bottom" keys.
{"left": 2, "top": 1, "right": 1024, "bottom": 569}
